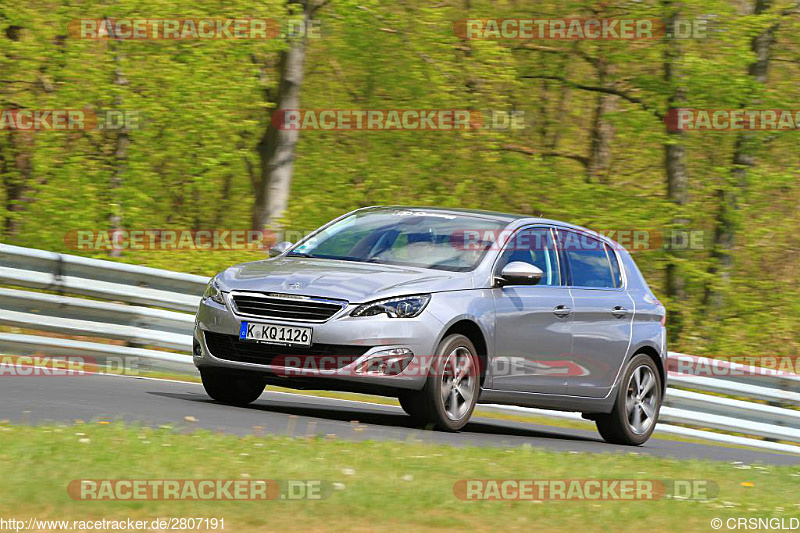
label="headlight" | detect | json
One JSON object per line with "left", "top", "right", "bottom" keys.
{"left": 351, "top": 294, "right": 430, "bottom": 318}
{"left": 202, "top": 277, "right": 226, "bottom": 305}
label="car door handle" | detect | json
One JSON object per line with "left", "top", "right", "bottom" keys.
{"left": 612, "top": 306, "right": 629, "bottom": 318}
{"left": 553, "top": 305, "right": 572, "bottom": 318}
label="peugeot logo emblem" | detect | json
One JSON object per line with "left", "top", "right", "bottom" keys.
{"left": 286, "top": 282, "right": 301, "bottom": 290}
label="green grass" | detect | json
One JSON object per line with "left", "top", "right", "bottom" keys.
{"left": 0, "top": 423, "right": 797, "bottom": 531}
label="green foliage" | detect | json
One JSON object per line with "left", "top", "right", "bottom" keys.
{"left": 1, "top": 0, "right": 798, "bottom": 355}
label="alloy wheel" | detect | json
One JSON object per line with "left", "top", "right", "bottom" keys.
{"left": 625, "top": 365, "right": 658, "bottom": 434}
{"left": 440, "top": 346, "right": 476, "bottom": 421}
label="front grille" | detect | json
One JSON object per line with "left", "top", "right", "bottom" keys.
{"left": 231, "top": 293, "right": 345, "bottom": 322}
{"left": 204, "top": 331, "right": 369, "bottom": 367}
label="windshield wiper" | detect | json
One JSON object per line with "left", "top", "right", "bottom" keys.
{"left": 287, "top": 253, "right": 385, "bottom": 264}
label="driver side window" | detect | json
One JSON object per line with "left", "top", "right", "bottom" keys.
{"left": 497, "top": 228, "right": 561, "bottom": 286}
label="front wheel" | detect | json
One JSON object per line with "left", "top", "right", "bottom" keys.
{"left": 200, "top": 368, "right": 267, "bottom": 406}
{"left": 595, "top": 354, "right": 662, "bottom": 446}
{"left": 397, "top": 334, "right": 480, "bottom": 431}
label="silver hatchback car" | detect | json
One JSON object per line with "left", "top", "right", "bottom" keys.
{"left": 194, "top": 206, "right": 667, "bottom": 445}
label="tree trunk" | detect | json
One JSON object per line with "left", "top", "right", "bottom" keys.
{"left": 252, "top": 0, "right": 315, "bottom": 231}
{"left": 106, "top": 26, "right": 129, "bottom": 257}
{"left": 546, "top": 55, "right": 570, "bottom": 152}
{"left": 1, "top": 26, "right": 36, "bottom": 238}
{"left": 704, "top": 0, "right": 775, "bottom": 311}
{"left": 586, "top": 60, "right": 615, "bottom": 183}
{"left": 2, "top": 130, "right": 36, "bottom": 238}
{"left": 663, "top": 3, "right": 689, "bottom": 338}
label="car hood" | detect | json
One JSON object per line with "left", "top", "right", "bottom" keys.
{"left": 216, "top": 257, "right": 474, "bottom": 303}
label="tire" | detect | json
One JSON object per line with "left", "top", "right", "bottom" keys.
{"left": 200, "top": 368, "right": 268, "bottom": 406}
{"left": 397, "top": 390, "right": 426, "bottom": 423}
{"left": 397, "top": 334, "right": 480, "bottom": 431}
{"left": 595, "top": 353, "right": 662, "bottom": 446}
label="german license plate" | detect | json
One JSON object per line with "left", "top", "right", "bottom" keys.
{"left": 239, "top": 322, "right": 312, "bottom": 347}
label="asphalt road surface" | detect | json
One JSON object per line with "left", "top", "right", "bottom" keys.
{"left": 1, "top": 373, "right": 798, "bottom": 465}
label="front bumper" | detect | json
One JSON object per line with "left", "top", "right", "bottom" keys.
{"left": 193, "top": 295, "right": 445, "bottom": 391}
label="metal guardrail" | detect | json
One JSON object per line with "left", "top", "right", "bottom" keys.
{"left": 1, "top": 244, "right": 798, "bottom": 454}
{"left": 0, "top": 245, "right": 204, "bottom": 312}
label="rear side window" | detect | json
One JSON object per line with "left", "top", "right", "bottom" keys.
{"left": 605, "top": 244, "right": 623, "bottom": 288}
{"left": 560, "top": 231, "right": 615, "bottom": 288}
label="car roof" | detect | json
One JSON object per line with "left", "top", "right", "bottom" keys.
{"left": 363, "top": 205, "right": 528, "bottom": 222}
{"left": 360, "top": 205, "right": 622, "bottom": 249}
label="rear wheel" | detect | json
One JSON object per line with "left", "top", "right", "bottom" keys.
{"left": 397, "top": 334, "right": 480, "bottom": 431}
{"left": 595, "top": 354, "right": 662, "bottom": 445}
{"left": 200, "top": 368, "right": 267, "bottom": 406}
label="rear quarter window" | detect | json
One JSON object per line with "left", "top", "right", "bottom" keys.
{"left": 605, "top": 244, "right": 623, "bottom": 288}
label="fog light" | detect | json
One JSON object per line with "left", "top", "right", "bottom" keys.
{"left": 354, "top": 348, "right": 414, "bottom": 375}
{"left": 193, "top": 339, "right": 202, "bottom": 358}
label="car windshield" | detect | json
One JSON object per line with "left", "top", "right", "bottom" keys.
{"left": 287, "top": 209, "right": 510, "bottom": 272}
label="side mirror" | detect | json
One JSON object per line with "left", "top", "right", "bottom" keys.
{"left": 496, "top": 261, "right": 543, "bottom": 286}
{"left": 268, "top": 241, "right": 293, "bottom": 257}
